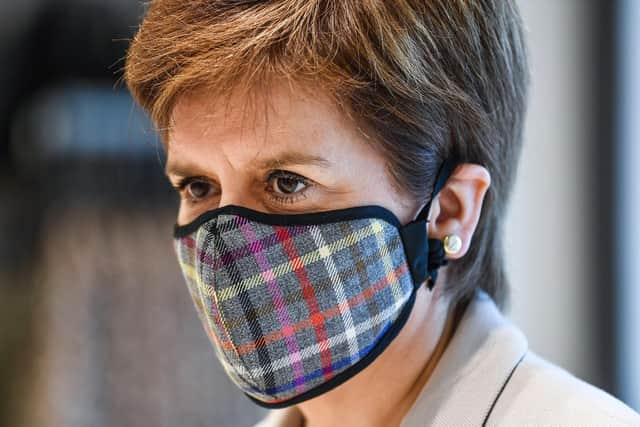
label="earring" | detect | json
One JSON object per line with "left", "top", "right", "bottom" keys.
{"left": 443, "top": 235, "right": 462, "bottom": 255}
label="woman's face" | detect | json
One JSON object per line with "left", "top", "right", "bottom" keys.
{"left": 165, "top": 83, "right": 422, "bottom": 227}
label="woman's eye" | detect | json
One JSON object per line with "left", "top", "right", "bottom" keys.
{"left": 266, "top": 170, "right": 313, "bottom": 205}
{"left": 173, "top": 172, "right": 311, "bottom": 207}
{"left": 187, "top": 180, "right": 213, "bottom": 199}
{"left": 173, "top": 177, "right": 215, "bottom": 202}
{"left": 269, "top": 171, "right": 309, "bottom": 195}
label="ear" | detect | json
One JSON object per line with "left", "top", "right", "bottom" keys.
{"left": 427, "top": 163, "right": 491, "bottom": 259}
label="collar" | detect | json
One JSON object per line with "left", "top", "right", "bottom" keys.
{"left": 400, "top": 290, "right": 528, "bottom": 427}
{"left": 255, "top": 291, "right": 528, "bottom": 427}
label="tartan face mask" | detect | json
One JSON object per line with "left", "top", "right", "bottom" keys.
{"left": 172, "top": 158, "right": 458, "bottom": 408}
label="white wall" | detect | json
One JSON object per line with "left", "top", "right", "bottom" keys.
{"left": 506, "top": 0, "right": 598, "bottom": 384}
{"left": 618, "top": 0, "right": 640, "bottom": 411}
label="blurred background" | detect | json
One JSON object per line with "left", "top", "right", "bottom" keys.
{"left": 0, "top": 1, "right": 638, "bottom": 426}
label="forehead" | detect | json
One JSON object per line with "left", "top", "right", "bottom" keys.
{"left": 165, "top": 82, "right": 377, "bottom": 174}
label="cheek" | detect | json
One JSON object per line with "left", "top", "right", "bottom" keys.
{"left": 390, "top": 197, "right": 422, "bottom": 225}
{"left": 176, "top": 196, "right": 221, "bottom": 226}
{"left": 349, "top": 167, "right": 418, "bottom": 224}
{"left": 331, "top": 138, "right": 416, "bottom": 221}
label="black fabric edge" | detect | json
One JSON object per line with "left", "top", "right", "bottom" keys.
{"left": 245, "top": 286, "right": 418, "bottom": 409}
{"left": 481, "top": 352, "right": 526, "bottom": 427}
{"left": 173, "top": 204, "right": 403, "bottom": 238}
{"left": 415, "top": 156, "right": 461, "bottom": 223}
{"left": 399, "top": 222, "right": 429, "bottom": 287}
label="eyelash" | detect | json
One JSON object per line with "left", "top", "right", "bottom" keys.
{"left": 172, "top": 176, "right": 211, "bottom": 202}
{"left": 264, "top": 170, "right": 311, "bottom": 204}
{"left": 172, "top": 170, "right": 312, "bottom": 206}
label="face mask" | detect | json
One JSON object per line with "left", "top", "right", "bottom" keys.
{"left": 173, "top": 158, "right": 458, "bottom": 408}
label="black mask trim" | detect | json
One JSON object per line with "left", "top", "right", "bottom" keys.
{"left": 174, "top": 204, "right": 402, "bottom": 238}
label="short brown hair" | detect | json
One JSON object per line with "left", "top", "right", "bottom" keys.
{"left": 124, "top": 0, "right": 529, "bottom": 309}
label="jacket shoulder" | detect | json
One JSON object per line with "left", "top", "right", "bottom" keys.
{"left": 489, "top": 352, "right": 640, "bottom": 426}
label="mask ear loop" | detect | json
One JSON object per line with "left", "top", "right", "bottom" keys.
{"left": 399, "top": 157, "right": 460, "bottom": 290}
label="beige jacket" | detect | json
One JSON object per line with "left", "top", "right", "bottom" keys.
{"left": 254, "top": 292, "right": 640, "bottom": 427}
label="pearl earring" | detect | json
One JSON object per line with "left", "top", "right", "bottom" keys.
{"left": 443, "top": 235, "right": 462, "bottom": 255}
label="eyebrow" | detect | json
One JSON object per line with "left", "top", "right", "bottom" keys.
{"left": 251, "top": 152, "right": 331, "bottom": 170}
{"left": 165, "top": 151, "right": 331, "bottom": 177}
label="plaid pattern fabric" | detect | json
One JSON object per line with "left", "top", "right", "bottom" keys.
{"left": 174, "top": 211, "right": 414, "bottom": 404}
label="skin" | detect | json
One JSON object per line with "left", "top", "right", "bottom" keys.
{"left": 166, "top": 82, "right": 491, "bottom": 427}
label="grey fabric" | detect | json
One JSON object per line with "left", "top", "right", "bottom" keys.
{"left": 174, "top": 212, "right": 415, "bottom": 405}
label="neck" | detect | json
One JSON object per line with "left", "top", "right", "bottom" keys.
{"left": 298, "top": 278, "right": 460, "bottom": 427}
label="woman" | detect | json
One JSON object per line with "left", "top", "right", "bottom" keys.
{"left": 124, "top": 1, "right": 640, "bottom": 426}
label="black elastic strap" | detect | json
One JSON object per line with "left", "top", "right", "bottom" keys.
{"left": 415, "top": 156, "right": 460, "bottom": 223}
{"left": 400, "top": 156, "right": 460, "bottom": 290}
{"left": 425, "top": 239, "right": 447, "bottom": 290}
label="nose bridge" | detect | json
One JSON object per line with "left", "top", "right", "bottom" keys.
{"left": 218, "top": 194, "right": 257, "bottom": 210}
{"left": 217, "top": 176, "right": 262, "bottom": 211}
